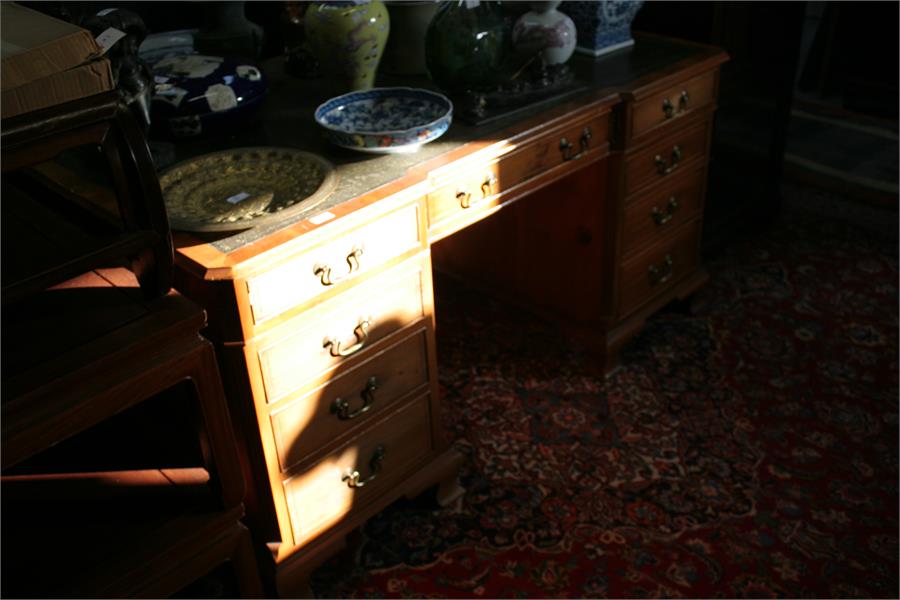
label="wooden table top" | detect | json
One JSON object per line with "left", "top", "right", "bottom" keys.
{"left": 170, "top": 33, "right": 727, "bottom": 278}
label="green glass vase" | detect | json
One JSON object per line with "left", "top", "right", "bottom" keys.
{"left": 424, "top": 1, "right": 511, "bottom": 94}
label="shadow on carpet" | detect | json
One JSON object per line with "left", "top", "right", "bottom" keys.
{"left": 310, "top": 182, "right": 899, "bottom": 599}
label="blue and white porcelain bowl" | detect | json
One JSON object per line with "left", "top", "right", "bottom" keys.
{"left": 314, "top": 87, "right": 453, "bottom": 154}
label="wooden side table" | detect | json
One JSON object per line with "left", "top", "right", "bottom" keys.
{"left": 1, "top": 267, "right": 263, "bottom": 598}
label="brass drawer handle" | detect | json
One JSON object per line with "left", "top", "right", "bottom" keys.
{"left": 654, "top": 145, "right": 682, "bottom": 175}
{"left": 459, "top": 172, "right": 497, "bottom": 209}
{"left": 456, "top": 187, "right": 472, "bottom": 209}
{"left": 648, "top": 254, "right": 674, "bottom": 286}
{"left": 651, "top": 196, "right": 679, "bottom": 225}
{"left": 481, "top": 172, "right": 497, "bottom": 198}
{"left": 342, "top": 444, "right": 385, "bottom": 488}
{"left": 579, "top": 127, "right": 593, "bottom": 155}
{"left": 662, "top": 90, "right": 690, "bottom": 118}
{"left": 332, "top": 376, "right": 378, "bottom": 420}
{"left": 560, "top": 137, "right": 573, "bottom": 160}
{"left": 559, "top": 127, "right": 593, "bottom": 161}
{"left": 324, "top": 319, "right": 370, "bottom": 357}
{"left": 313, "top": 247, "right": 363, "bottom": 286}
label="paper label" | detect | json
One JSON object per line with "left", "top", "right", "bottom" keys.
{"left": 309, "top": 211, "right": 336, "bottom": 225}
{"left": 226, "top": 192, "right": 252, "bottom": 205}
{"left": 236, "top": 65, "right": 262, "bottom": 81}
{"left": 95, "top": 27, "right": 127, "bottom": 54}
{"left": 153, "top": 85, "right": 188, "bottom": 108}
{"left": 205, "top": 83, "right": 238, "bottom": 112}
{"left": 154, "top": 55, "right": 223, "bottom": 79}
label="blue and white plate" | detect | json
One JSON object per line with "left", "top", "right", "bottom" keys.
{"left": 149, "top": 54, "right": 267, "bottom": 139}
{"left": 314, "top": 87, "right": 453, "bottom": 154}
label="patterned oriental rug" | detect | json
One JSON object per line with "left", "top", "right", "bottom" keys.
{"left": 311, "top": 183, "right": 899, "bottom": 599}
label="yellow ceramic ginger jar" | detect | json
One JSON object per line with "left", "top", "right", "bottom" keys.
{"left": 304, "top": 1, "right": 390, "bottom": 93}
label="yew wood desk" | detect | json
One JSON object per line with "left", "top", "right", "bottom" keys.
{"left": 169, "top": 34, "right": 728, "bottom": 595}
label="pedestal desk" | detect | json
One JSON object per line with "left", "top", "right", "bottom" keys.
{"left": 171, "top": 34, "right": 727, "bottom": 595}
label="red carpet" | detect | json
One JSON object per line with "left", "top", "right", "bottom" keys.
{"left": 311, "top": 182, "right": 899, "bottom": 598}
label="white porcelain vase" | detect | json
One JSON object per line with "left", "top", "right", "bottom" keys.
{"left": 512, "top": 1, "right": 577, "bottom": 66}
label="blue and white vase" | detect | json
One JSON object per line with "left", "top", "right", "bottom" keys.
{"left": 564, "top": 0, "right": 644, "bottom": 58}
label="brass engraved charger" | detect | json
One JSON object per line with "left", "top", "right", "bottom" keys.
{"left": 159, "top": 147, "right": 338, "bottom": 232}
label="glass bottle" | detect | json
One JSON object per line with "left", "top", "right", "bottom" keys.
{"left": 424, "top": 1, "right": 511, "bottom": 94}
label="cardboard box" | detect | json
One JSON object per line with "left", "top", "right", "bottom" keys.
{"left": 2, "top": 57, "right": 114, "bottom": 119}
{"left": 1, "top": 2, "right": 103, "bottom": 92}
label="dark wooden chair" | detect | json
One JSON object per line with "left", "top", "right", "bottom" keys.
{"left": 1, "top": 93, "right": 263, "bottom": 597}
{"left": 1, "top": 91, "right": 173, "bottom": 304}
{"left": 1, "top": 268, "right": 263, "bottom": 598}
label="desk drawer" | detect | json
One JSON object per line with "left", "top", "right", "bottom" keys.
{"left": 624, "top": 118, "right": 710, "bottom": 197}
{"left": 619, "top": 218, "right": 701, "bottom": 314}
{"left": 427, "top": 110, "right": 608, "bottom": 233}
{"left": 283, "top": 393, "right": 432, "bottom": 547}
{"left": 269, "top": 326, "right": 429, "bottom": 472}
{"left": 621, "top": 166, "right": 705, "bottom": 260}
{"left": 631, "top": 70, "right": 717, "bottom": 142}
{"left": 255, "top": 258, "right": 428, "bottom": 404}
{"left": 246, "top": 202, "right": 423, "bottom": 326}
